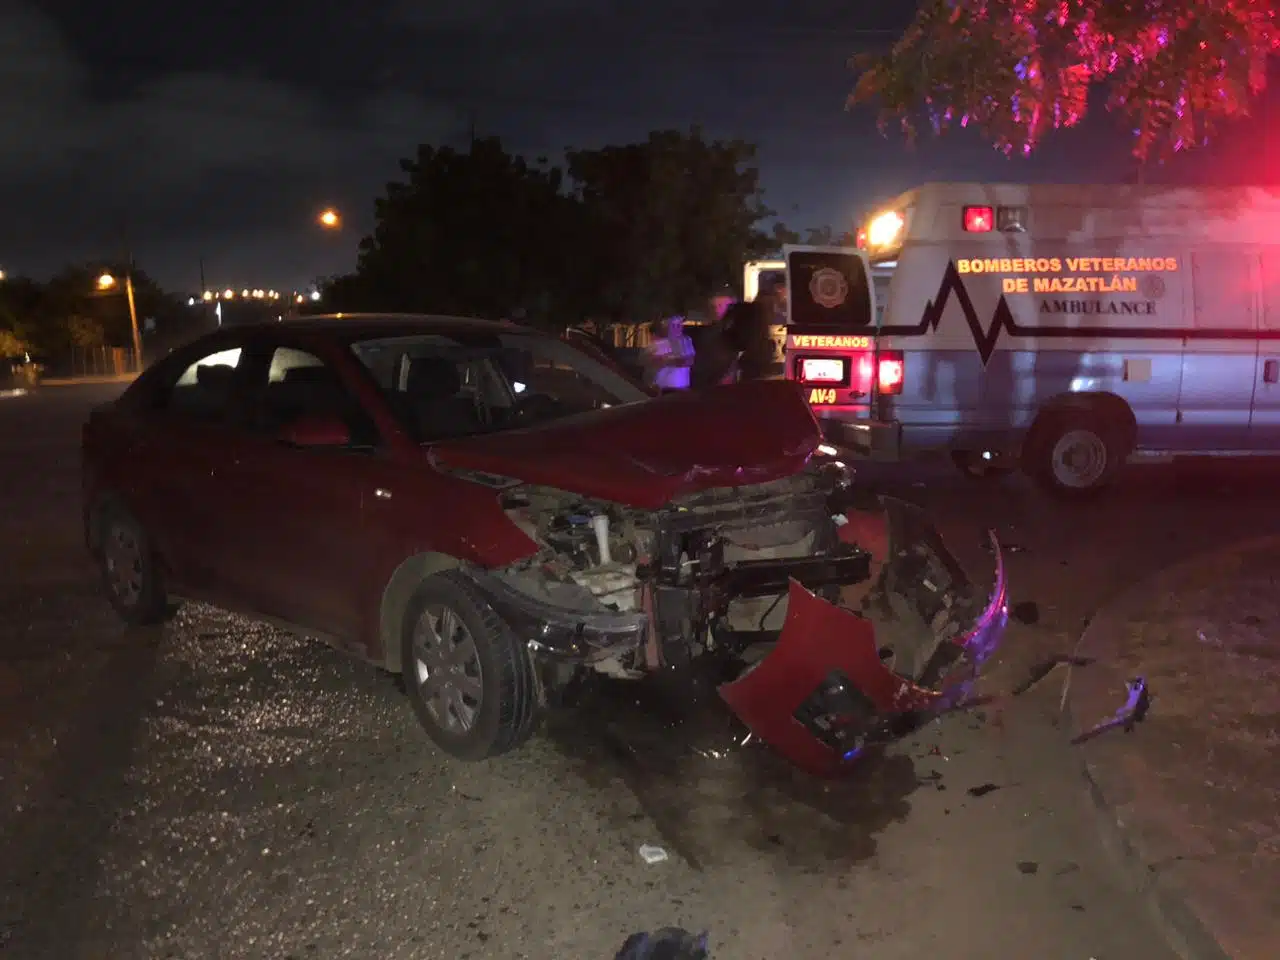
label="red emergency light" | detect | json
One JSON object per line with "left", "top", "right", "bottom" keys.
{"left": 877, "top": 351, "right": 905, "bottom": 395}
{"left": 855, "top": 227, "right": 867, "bottom": 249}
{"left": 962, "top": 205, "right": 994, "bottom": 233}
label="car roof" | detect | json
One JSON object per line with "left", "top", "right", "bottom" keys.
{"left": 219, "top": 313, "right": 537, "bottom": 344}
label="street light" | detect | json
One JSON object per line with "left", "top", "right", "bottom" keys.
{"left": 96, "top": 271, "right": 143, "bottom": 373}
{"left": 318, "top": 208, "right": 340, "bottom": 229}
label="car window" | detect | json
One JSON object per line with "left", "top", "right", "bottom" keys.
{"left": 162, "top": 346, "right": 244, "bottom": 422}
{"left": 350, "top": 331, "right": 647, "bottom": 442}
{"left": 250, "top": 346, "right": 377, "bottom": 445}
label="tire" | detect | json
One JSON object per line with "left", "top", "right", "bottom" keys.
{"left": 401, "top": 571, "right": 540, "bottom": 761}
{"left": 950, "top": 450, "right": 1014, "bottom": 480}
{"left": 1026, "top": 410, "right": 1126, "bottom": 499}
{"left": 97, "top": 504, "right": 172, "bottom": 626}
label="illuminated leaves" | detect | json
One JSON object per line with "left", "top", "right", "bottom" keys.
{"left": 850, "top": 0, "right": 1280, "bottom": 160}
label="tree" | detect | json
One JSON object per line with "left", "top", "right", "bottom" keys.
{"left": 3, "top": 264, "right": 183, "bottom": 357}
{"left": 850, "top": 0, "right": 1280, "bottom": 161}
{"left": 324, "top": 131, "right": 779, "bottom": 327}
{"left": 326, "top": 137, "right": 583, "bottom": 324}
{"left": 567, "top": 129, "right": 776, "bottom": 324}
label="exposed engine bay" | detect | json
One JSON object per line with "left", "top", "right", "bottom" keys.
{"left": 491, "top": 463, "right": 867, "bottom": 671}
{"left": 467, "top": 457, "right": 1009, "bottom": 777}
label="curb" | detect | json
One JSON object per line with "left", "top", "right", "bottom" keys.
{"left": 37, "top": 375, "right": 137, "bottom": 387}
{"left": 1067, "top": 533, "right": 1280, "bottom": 960}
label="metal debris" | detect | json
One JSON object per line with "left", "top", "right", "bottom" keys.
{"left": 1070, "top": 678, "right": 1151, "bottom": 745}
{"left": 616, "top": 928, "right": 709, "bottom": 959}
{"left": 638, "top": 844, "right": 669, "bottom": 864}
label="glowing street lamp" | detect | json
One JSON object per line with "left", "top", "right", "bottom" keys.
{"left": 318, "top": 208, "right": 340, "bottom": 229}
{"left": 97, "top": 272, "right": 116, "bottom": 290}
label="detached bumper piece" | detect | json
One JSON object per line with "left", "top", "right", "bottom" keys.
{"left": 719, "top": 532, "right": 1009, "bottom": 777}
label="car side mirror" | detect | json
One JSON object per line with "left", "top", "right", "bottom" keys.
{"left": 280, "top": 414, "right": 350, "bottom": 448}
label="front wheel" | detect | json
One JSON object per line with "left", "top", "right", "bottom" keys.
{"left": 97, "top": 504, "right": 172, "bottom": 626}
{"left": 401, "top": 572, "right": 540, "bottom": 761}
{"left": 1026, "top": 412, "right": 1125, "bottom": 498}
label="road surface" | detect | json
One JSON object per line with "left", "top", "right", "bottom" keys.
{"left": 3, "top": 384, "right": 1274, "bottom": 959}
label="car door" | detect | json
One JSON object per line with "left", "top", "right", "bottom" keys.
{"left": 126, "top": 339, "right": 253, "bottom": 595}
{"left": 1248, "top": 247, "right": 1280, "bottom": 449}
{"left": 213, "top": 339, "right": 377, "bottom": 646}
{"left": 1179, "top": 250, "right": 1258, "bottom": 450}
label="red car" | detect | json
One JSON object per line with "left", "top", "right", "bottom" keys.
{"left": 82, "top": 315, "right": 1007, "bottom": 776}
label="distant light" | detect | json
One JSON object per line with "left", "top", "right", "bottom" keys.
{"left": 309, "top": 290, "right": 321, "bottom": 301}
{"left": 318, "top": 208, "right": 340, "bottom": 229}
{"left": 268, "top": 290, "right": 278, "bottom": 299}
{"left": 97, "top": 272, "right": 117, "bottom": 290}
{"left": 241, "top": 288, "right": 249, "bottom": 297}
{"left": 224, "top": 288, "right": 235, "bottom": 298}
{"left": 187, "top": 297, "right": 196, "bottom": 306}
{"left": 0, "top": 270, "right": 6, "bottom": 282}
{"left": 512, "top": 381, "right": 527, "bottom": 394}
{"left": 202, "top": 290, "right": 213, "bottom": 301}
{"left": 295, "top": 294, "right": 304, "bottom": 303}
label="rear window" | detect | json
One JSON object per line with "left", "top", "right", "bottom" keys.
{"left": 786, "top": 250, "right": 873, "bottom": 329}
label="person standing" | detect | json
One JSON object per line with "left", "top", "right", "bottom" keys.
{"left": 729, "top": 298, "right": 775, "bottom": 381}
{"left": 643, "top": 315, "right": 695, "bottom": 392}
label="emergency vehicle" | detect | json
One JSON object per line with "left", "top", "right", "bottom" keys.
{"left": 777, "top": 182, "right": 1280, "bottom": 496}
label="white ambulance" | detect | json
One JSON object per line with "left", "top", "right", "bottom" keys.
{"left": 782, "top": 182, "right": 1280, "bottom": 496}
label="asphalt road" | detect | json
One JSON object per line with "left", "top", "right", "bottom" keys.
{"left": 3, "top": 385, "right": 1278, "bottom": 959}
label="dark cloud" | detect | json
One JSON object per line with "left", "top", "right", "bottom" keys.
{"left": 0, "top": 2, "right": 459, "bottom": 290}
{"left": 7, "top": 0, "right": 1237, "bottom": 294}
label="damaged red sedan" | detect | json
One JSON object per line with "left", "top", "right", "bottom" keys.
{"left": 82, "top": 316, "right": 1007, "bottom": 776}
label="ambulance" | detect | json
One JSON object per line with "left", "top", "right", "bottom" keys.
{"left": 779, "top": 182, "right": 1280, "bottom": 496}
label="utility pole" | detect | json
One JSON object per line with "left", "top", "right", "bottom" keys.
{"left": 124, "top": 269, "right": 142, "bottom": 372}
{"left": 120, "top": 230, "right": 142, "bottom": 372}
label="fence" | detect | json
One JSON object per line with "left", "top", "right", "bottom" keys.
{"left": 67, "top": 345, "right": 137, "bottom": 377}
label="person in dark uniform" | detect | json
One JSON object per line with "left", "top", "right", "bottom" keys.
{"left": 729, "top": 298, "right": 775, "bottom": 381}
{"left": 690, "top": 295, "right": 739, "bottom": 388}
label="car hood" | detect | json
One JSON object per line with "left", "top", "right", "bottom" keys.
{"left": 428, "top": 378, "right": 822, "bottom": 509}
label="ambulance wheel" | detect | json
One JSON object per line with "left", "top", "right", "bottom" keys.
{"left": 1027, "top": 411, "right": 1125, "bottom": 499}
{"left": 950, "top": 451, "right": 1013, "bottom": 480}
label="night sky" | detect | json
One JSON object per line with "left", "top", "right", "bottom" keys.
{"left": 4, "top": 0, "right": 1276, "bottom": 293}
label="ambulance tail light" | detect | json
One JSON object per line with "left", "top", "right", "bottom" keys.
{"left": 962, "top": 205, "right": 994, "bottom": 232}
{"left": 877, "top": 351, "right": 905, "bottom": 396}
{"left": 855, "top": 227, "right": 867, "bottom": 249}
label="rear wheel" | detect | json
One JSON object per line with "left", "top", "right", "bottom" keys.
{"left": 401, "top": 572, "right": 540, "bottom": 761}
{"left": 97, "top": 505, "right": 171, "bottom": 626}
{"left": 1026, "top": 410, "right": 1126, "bottom": 499}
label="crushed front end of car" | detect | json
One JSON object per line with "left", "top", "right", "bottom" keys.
{"left": 460, "top": 456, "right": 1008, "bottom": 777}
{"left": 719, "top": 497, "right": 1008, "bottom": 776}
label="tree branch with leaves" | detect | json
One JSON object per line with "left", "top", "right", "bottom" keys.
{"left": 850, "top": 0, "right": 1279, "bottom": 161}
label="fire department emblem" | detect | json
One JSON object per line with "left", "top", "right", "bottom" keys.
{"left": 809, "top": 267, "right": 848, "bottom": 309}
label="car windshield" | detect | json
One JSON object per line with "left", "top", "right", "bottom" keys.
{"left": 350, "top": 330, "right": 649, "bottom": 442}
